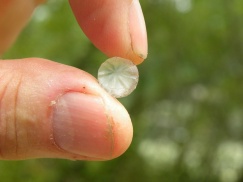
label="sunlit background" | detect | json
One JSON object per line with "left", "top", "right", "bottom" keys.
{"left": 2, "top": 0, "right": 243, "bottom": 181}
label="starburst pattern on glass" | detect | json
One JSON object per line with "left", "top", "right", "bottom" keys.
{"left": 98, "top": 57, "right": 139, "bottom": 98}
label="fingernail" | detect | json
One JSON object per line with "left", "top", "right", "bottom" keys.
{"left": 52, "top": 92, "right": 113, "bottom": 159}
{"left": 129, "top": 0, "right": 148, "bottom": 62}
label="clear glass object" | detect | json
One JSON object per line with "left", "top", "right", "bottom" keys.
{"left": 98, "top": 57, "right": 139, "bottom": 98}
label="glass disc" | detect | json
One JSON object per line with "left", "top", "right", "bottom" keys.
{"left": 98, "top": 57, "right": 139, "bottom": 98}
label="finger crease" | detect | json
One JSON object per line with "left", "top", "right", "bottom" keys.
{"left": 13, "top": 73, "right": 23, "bottom": 157}
{"left": 0, "top": 72, "right": 15, "bottom": 159}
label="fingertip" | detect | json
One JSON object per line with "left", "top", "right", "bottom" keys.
{"left": 128, "top": 0, "right": 148, "bottom": 65}
{"left": 69, "top": 0, "right": 147, "bottom": 65}
{"left": 112, "top": 107, "right": 133, "bottom": 158}
{"left": 52, "top": 91, "right": 133, "bottom": 160}
{"left": 102, "top": 96, "right": 133, "bottom": 159}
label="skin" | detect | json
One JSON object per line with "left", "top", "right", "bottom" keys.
{"left": 0, "top": 0, "right": 147, "bottom": 160}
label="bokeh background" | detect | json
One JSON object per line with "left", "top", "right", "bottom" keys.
{"left": 2, "top": 0, "right": 243, "bottom": 181}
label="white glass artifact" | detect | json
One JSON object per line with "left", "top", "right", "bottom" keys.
{"left": 98, "top": 57, "right": 139, "bottom": 98}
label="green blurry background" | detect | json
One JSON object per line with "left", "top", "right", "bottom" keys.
{"left": 2, "top": 0, "right": 243, "bottom": 181}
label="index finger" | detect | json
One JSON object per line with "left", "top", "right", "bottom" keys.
{"left": 69, "top": 0, "right": 148, "bottom": 65}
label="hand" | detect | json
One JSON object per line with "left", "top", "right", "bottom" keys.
{"left": 0, "top": 0, "right": 147, "bottom": 161}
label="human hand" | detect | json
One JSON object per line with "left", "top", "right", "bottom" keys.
{"left": 0, "top": 0, "right": 147, "bottom": 161}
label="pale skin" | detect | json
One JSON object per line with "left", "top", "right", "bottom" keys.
{"left": 0, "top": 0, "right": 147, "bottom": 160}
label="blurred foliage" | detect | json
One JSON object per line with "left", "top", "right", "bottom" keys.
{"left": 2, "top": 0, "right": 243, "bottom": 181}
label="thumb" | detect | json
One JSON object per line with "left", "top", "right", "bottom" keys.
{"left": 0, "top": 58, "right": 133, "bottom": 160}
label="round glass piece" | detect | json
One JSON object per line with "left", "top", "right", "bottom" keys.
{"left": 98, "top": 57, "right": 139, "bottom": 98}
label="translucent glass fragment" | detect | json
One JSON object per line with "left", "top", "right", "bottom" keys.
{"left": 98, "top": 57, "right": 139, "bottom": 98}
